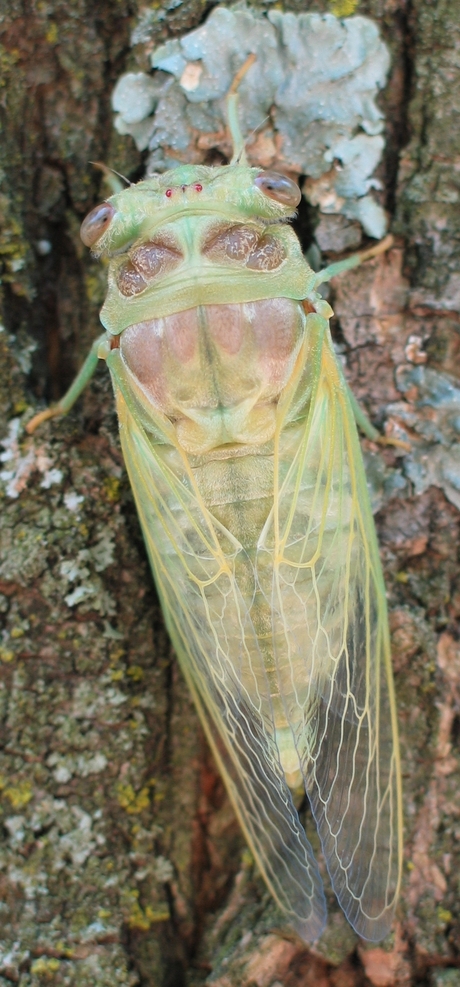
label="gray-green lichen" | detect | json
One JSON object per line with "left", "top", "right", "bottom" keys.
{"left": 354, "top": 359, "right": 460, "bottom": 520}
{"left": 389, "top": 365, "right": 460, "bottom": 513}
{"left": 112, "top": 5, "right": 390, "bottom": 238}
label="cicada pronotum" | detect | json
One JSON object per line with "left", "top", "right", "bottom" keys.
{"left": 28, "top": 67, "right": 402, "bottom": 943}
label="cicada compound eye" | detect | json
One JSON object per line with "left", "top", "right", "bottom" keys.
{"left": 254, "top": 172, "right": 301, "bottom": 208}
{"left": 80, "top": 202, "right": 116, "bottom": 247}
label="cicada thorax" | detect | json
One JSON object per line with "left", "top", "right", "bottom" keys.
{"left": 119, "top": 297, "right": 305, "bottom": 454}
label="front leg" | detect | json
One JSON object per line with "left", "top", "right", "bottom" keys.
{"left": 26, "top": 333, "right": 109, "bottom": 434}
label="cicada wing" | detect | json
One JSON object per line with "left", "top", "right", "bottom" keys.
{"left": 258, "top": 326, "right": 402, "bottom": 942}
{"left": 114, "top": 385, "right": 327, "bottom": 942}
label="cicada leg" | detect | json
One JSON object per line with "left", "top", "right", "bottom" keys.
{"left": 26, "top": 333, "right": 108, "bottom": 434}
{"left": 309, "top": 234, "right": 410, "bottom": 451}
{"left": 313, "top": 234, "right": 394, "bottom": 289}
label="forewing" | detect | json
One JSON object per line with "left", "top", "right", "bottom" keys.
{"left": 113, "top": 383, "right": 327, "bottom": 942}
{"left": 258, "top": 326, "right": 402, "bottom": 941}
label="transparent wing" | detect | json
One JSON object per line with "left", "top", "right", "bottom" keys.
{"left": 258, "top": 325, "right": 403, "bottom": 941}
{"left": 113, "top": 382, "right": 327, "bottom": 942}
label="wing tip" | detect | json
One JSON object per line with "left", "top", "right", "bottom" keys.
{"left": 290, "top": 906, "right": 328, "bottom": 945}
{"left": 348, "top": 910, "right": 397, "bottom": 943}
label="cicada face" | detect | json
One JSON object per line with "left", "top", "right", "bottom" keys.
{"left": 80, "top": 166, "right": 313, "bottom": 335}
{"left": 80, "top": 166, "right": 302, "bottom": 251}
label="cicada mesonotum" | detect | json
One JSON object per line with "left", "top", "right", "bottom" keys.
{"left": 28, "top": 86, "right": 402, "bottom": 943}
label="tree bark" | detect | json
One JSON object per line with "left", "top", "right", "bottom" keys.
{"left": 1, "top": 1, "right": 459, "bottom": 985}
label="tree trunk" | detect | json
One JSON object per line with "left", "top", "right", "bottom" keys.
{"left": 1, "top": 2, "right": 459, "bottom": 985}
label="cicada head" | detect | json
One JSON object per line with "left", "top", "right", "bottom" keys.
{"left": 80, "top": 165, "right": 301, "bottom": 258}
{"left": 79, "top": 161, "right": 310, "bottom": 336}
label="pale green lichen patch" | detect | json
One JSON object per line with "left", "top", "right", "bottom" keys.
{"left": 0, "top": 418, "right": 64, "bottom": 501}
{"left": 112, "top": 5, "right": 390, "bottom": 238}
{"left": 388, "top": 365, "right": 460, "bottom": 512}
{"left": 59, "top": 530, "right": 117, "bottom": 613}
{"left": 0, "top": 778, "right": 34, "bottom": 809}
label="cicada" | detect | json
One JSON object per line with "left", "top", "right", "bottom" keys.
{"left": 28, "top": 83, "right": 402, "bottom": 943}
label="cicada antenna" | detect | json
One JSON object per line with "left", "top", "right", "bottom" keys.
{"left": 227, "top": 53, "right": 257, "bottom": 167}
{"left": 231, "top": 113, "right": 271, "bottom": 167}
{"left": 89, "top": 161, "right": 132, "bottom": 195}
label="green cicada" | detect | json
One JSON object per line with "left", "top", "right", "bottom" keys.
{"left": 28, "top": 83, "right": 402, "bottom": 943}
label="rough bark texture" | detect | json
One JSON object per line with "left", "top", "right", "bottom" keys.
{"left": 1, "top": 1, "right": 460, "bottom": 986}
